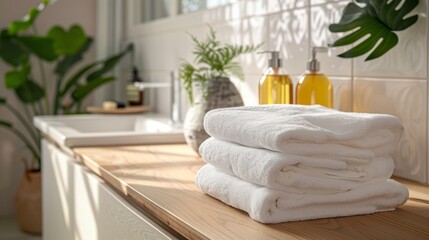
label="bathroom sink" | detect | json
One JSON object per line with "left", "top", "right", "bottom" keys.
{"left": 34, "top": 114, "right": 185, "bottom": 147}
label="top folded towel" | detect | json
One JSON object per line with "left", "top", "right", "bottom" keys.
{"left": 204, "top": 105, "right": 403, "bottom": 155}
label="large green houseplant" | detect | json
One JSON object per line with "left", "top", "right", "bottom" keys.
{"left": 0, "top": 0, "right": 132, "bottom": 171}
{"left": 179, "top": 27, "right": 260, "bottom": 152}
{"left": 329, "top": 0, "right": 419, "bottom": 61}
{"left": 0, "top": 1, "right": 132, "bottom": 233}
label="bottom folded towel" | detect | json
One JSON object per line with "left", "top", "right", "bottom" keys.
{"left": 195, "top": 164, "right": 409, "bottom": 224}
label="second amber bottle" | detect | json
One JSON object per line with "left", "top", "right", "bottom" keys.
{"left": 295, "top": 47, "right": 333, "bottom": 108}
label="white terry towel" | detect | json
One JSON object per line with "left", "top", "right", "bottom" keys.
{"left": 195, "top": 164, "right": 408, "bottom": 224}
{"left": 203, "top": 105, "right": 403, "bottom": 157}
{"left": 199, "top": 138, "right": 394, "bottom": 194}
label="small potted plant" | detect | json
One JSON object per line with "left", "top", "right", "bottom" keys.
{"left": 179, "top": 26, "right": 260, "bottom": 152}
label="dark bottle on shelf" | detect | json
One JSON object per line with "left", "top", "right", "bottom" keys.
{"left": 127, "top": 67, "right": 143, "bottom": 106}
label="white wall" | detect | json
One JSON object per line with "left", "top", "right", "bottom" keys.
{"left": 0, "top": 0, "right": 96, "bottom": 216}
{"left": 125, "top": 0, "right": 428, "bottom": 184}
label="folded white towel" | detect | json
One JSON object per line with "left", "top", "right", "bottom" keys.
{"left": 199, "top": 138, "right": 394, "bottom": 194}
{"left": 195, "top": 164, "right": 408, "bottom": 224}
{"left": 203, "top": 105, "right": 403, "bottom": 157}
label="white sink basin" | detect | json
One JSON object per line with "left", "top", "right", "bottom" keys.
{"left": 34, "top": 114, "right": 185, "bottom": 147}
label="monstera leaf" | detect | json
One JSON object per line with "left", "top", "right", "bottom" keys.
{"left": 329, "top": 0, "right": 419, "bottom": 61}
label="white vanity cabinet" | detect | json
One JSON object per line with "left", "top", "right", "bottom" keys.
{"left": 41, "top": 139, "right": 177, "bottom": 240}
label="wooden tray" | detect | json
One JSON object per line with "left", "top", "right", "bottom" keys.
{"left": 86, "top": 105, "right": 151, "bottom": 114}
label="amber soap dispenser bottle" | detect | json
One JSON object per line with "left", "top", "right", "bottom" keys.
{"left": 296, "top": 47, "right": 333, "bottom": 108}
{"left": 258, "top": 51, "right": 293, "bottom": 104}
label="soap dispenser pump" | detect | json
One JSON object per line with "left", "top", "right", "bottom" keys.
{"left": 258, "top": 51, "right": 293, "bottom": 104}
{"left": 296, "top": 47, "right": 333, "bottom": 108}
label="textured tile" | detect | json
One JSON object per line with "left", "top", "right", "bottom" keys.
{"left": 236, "top": 0, "right": 270, "bottom": 17}
{"left": 353, "top": 1, "right": 428, "bottom": 79}
{"left": 268, "top": 8, "right": 310, "bottom": 76}
{"left": 267, "top": 0, "right": 308, "bottom": 12}
{"left": 330, "top": 77, "right": 352, "bottom": 111}
{"left": 176, "top": 26, "right": 211, "bottom": 65}
{"left": 311, "top": 0, "right": 347, "bottom": 6}
{"left": 310, "top": 1, "right": 352, "bottom": 77}
{"left": 233, "top": 73, "right": 260, "bottom": 105}
{"left": 220, "top": 15, "right": 269, "bottom": 75}
{"left": 353, "top": 78, "right": 427, "bottom": 183}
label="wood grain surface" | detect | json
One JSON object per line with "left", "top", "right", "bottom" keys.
{"left": 73, "top": 144, "right": 429, "bottom": 240}
{"left": 86, "top": 105, "right": 151, "bottom": 114}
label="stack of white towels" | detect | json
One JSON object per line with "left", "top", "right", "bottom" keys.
{"left": 195, "top": 104, "right": 409, "bottom": 224}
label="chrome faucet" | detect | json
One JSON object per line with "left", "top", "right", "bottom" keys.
{"left": 134, "top": 71, "right": 182, "bottom": 125}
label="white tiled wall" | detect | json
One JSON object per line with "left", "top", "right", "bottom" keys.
{"left": 126, "top": 0, "right": 429, "bottom": 184}
{"left": 353, "top": 78, "right": 427, "bottom": 182}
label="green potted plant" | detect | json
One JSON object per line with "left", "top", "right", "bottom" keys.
{"left": 329, "top": 0, "right": 419, "bottom": 61}
{"left": 0, "top": 0, "right": 132, "bottom": 234}
{"left": 179, "top": 26, "right": 260, "bottom": 152}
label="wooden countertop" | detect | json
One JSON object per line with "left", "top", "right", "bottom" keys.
{"left": 73, "top": 144, "right": 429, "bottom": 240}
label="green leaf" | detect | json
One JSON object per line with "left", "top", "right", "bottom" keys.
{"left": 357, "top": 0, "right": 420, "bottom": 30}
{"left": 47, "top": 25, "right": 87, "bottom": 56}
{"left": 17, "top": 36, "right": 57, "bottom": 61}
{"left": 179, "top": 62, "right": 196, "bottom": 104}
{"left": 86, "top": 43, "right": 133, "bottom": 81}
{"left": 55, "top": 38, "right": 93, "bottom": 77}
{"left": 329, "top": 0, "right": 419, "bottom": 61}
{"left": 60, "top": 61, "right": 99, "bottom": 96}
{"left": 7, "top": 0, "right": 54, "bottom": 35}
{"left": 0, "top": 119, "right": 13, "bottom": 128}
{"left": 4, "top": 70, "right": 27, "bottom": 89}
{"left": 8, "top": 7, "right": 42, "bottom": 35}
{"left": 71, "top": 76, "right": 115, "bottom": 101}
{"left": 225, "top": 61, "right": 244, "bottom": 80}
{"left": 0, "top": 30, "right": 29, "bottom": 67}
{"left": 336, "top": 2, "right": 366, "bottom": 24}
{"left": 0, "top": 96, "right": 6, "bottom": 104}
{"left": 15, "top": 80, "right": 45, "bottom": 104}
{"left": 366, "top": 31, "right": 398, "bottom": 61}
{"left": 61, "top": 43, "right": 132, "bottom": 97}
